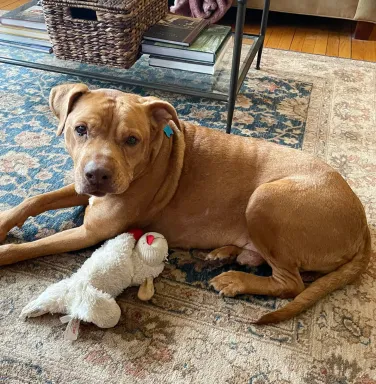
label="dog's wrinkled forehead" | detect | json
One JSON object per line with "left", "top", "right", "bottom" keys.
{"left": 50, "top": 83, "right": 181, "bottom": 136}
{"left": 71, "top": 90, "right": 147, "bottom": 128}
{"left": 78, "top": 89, "right": 142, "bottom": 111}
{"left": 91, "top": 89, "right": 142, "bottom": 105}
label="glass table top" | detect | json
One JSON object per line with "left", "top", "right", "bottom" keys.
{"left": 0, "top": 35, "right": 260, "bottom": 100}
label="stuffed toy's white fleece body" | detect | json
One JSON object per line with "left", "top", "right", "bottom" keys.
{"left": 20, "top": 232, "right": 168, "bottom": 330}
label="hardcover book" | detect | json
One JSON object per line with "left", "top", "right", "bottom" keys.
{"left": 0, "top": 33, "right": 52, "bottom": 48}
{"left": 143, "top": 14, "right": 209, "bottom": 47}
{"left": 148, "top": 37, "right": 231, "bottom": 75}
{"left": 0, "top": 25, "right": 49, "bottom": 40}
{"left": 142, "top": 24, "right": 231, "bottom": 63}
{"left": 0, "top": 1, "right": 46, "bottom": 31}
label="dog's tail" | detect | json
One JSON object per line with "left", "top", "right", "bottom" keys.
{"left": 254, "top": 228, "right": 372, "bottom": 325}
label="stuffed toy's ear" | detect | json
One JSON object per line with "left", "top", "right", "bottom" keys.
{"left": 49, "top": 83, "right": 89, "bottom": 136}
{"left": 142, "top": 96, "right": 182, "bottom": 132}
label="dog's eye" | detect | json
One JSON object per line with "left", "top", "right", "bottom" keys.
{"left": 126, "top": 136, "right": 139, "bottom": 146}
{"left": 75, "top": 125, "right": 87, "bottom": 136}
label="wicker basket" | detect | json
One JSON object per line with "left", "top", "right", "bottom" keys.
{"left": 42, "top": 0, "right": 167, "bottom": 68}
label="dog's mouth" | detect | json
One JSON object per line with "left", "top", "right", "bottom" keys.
{"left": 89, "top": 190, "right": 107, "bottom": 197}
{"left": 78, "top": 183, "right": 114, "bottom": 197}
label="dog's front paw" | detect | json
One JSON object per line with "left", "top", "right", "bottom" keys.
{"left": 210, "top": 271, "right": 249, "bottom": 297}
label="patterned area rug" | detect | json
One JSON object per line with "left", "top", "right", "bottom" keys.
{"left": 0, "top": 48, "right": 375, "bottom": 383}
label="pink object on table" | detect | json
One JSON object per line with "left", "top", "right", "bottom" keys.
{"left": 170, "top": 0, "right": 232, "bottom": 24}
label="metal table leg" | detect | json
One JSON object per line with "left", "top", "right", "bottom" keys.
{"left": 225, "top": 0, "right": 246, "bottom": 134}
{"left": 256, "top": 0, "right": 270, "bottom": 70}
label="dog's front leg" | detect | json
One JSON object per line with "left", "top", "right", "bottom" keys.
{"left": 0, "top": 184, "right": 89, "bottom": 242}
{"left": 0, "top": 223, "right": 111, "bottom": 266}
{"left": 0, "top": 194, "right": 133, "bottom": 266}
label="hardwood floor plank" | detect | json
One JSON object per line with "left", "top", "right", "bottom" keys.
{"left": 277, "top": 26, "right": 295, "bottom": 50}
{"left": 326, "top": 30, "right": 340, "bottom": 57}
{"left": 0, "top": 0, "right": 12, "bottom": 7}
{"left": 339, "top": 23, "right": 351, "bottom": 58}
{"left": 313, "top": 28, "right": 329, "bottom": 55}
{"left": 266, "top": 26, "right": 283, "bottom": 48}
{"left": 290, "top": 27, "right": 306, "bottom": 52}
{"left": 339, "top": 35, "right": 351, "bottom": 58}
{"left": 0, "top": 0, "right": 19, "bottom": 9}
{"left": 243, "top": 23, "right": 260, "bottom": 35}
{"left": 301, "top": 28, "right": 317, "bottom": 53}
{"left": 264, "top": 26, "right": 274, "bottom": 45}
{"left": 364, "top": 41, "right": 376, "bottom": 61}
{"left": 352, "top": 39, "right": 366, "bottom": 60}
{"left": 1, "top": 0, "right": 27, "bottom": 9}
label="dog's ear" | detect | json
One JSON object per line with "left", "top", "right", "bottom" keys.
{"left": 49, "top": 83, "right": 89, "bottom": 136}
{"left": 142, "top": 97, "right": 181, "bottom": 132}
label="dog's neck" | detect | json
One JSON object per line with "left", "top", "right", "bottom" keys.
{"left": 143, "top": 120, "right": 186, "bottom": 220}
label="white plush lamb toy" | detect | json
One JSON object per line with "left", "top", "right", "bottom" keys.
{"left": 20, "top": 230, "right": 168, "bottom": 339}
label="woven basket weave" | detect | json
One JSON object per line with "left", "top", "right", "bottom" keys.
{"left": 42, "top": 0, "right": 167, "bottom": 68}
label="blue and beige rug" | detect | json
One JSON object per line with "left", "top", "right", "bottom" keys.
{"left": 1, "top": 48, "right": 375, "bottom": 383}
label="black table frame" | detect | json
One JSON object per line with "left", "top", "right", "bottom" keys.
{"left": 225, "top": 0, "right": 269, "bottom": 133}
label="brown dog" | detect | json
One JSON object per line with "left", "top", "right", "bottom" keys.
{"left": 0, "top": 83, "right": 371, "bottom": 324}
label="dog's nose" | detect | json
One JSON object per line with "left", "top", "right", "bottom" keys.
{"left": 84, "top": 161, "right": 112, "bottom": 186}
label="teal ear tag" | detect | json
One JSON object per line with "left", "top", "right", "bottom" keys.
{"left": 164, "top": 125, "right": 174, "bottom": 138}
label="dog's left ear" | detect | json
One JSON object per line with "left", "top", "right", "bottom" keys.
{"left": 49, "top": 83, "right": 89, "bottom": 136}
{"left": 142, "top": 97, "right": 182, "bottom": 132}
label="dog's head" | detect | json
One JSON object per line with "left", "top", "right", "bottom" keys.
{"left": 49, "top": 83, "right": 180, "bottom": 197}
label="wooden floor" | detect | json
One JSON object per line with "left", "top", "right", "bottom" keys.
{"left": 2, "top": 0, "right": 376, "bottom": 62}
{"left": 225, "top": 9, "right": 376, "bottom": 62}
{"left": 0, "top": 0, "right": 26, "bottom": 10}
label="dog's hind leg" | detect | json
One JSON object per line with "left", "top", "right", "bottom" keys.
{"left": 211, "top": 180, "right": 306, "bottom": 299}
{"left": 0, "top": 184, "right": 89, "bottom": 242}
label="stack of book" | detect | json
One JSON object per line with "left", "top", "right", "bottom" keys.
{"left": 0, "top": 0, "right": 52, "bottom": 53}
{"left": 142, "top": 14, "right": 231, "bottom": 75}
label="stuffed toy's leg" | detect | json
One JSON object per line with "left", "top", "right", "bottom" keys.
{"left": 137, "top": 277, "right": 155, "bottom": 301}
{"left": 69, "top": 283, "right": 121, "bottom": 328}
